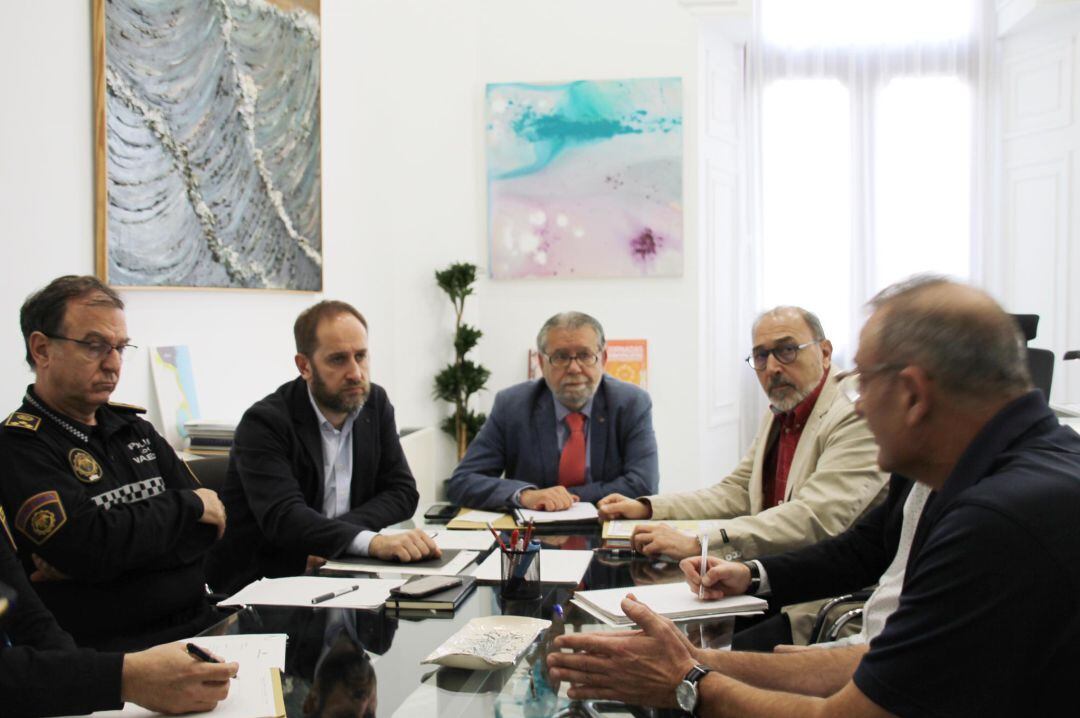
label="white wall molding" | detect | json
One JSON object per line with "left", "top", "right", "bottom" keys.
{"left": 1003, "top": 39, "right": 1074, "bottom": 137}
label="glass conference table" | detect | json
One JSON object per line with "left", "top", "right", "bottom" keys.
{"left": 199, "top": 529, "right": 736, "bottom": 718}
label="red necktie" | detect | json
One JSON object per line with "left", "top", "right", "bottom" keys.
{"left": 558, "top": 412, "right": 587, "bottom": 487}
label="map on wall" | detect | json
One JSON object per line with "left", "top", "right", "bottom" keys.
{"left": 94, "top": 0, "right": 323, "bottom": 290}
{"left": 485, "top": 77, "right": 683, "bottom": 280}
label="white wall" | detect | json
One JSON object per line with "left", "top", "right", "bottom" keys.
{"left": 0, "top": 1, "right": 712, "bottom": 492}
{"left": 992, "top": 2, "right": 1080, "bottom": 406}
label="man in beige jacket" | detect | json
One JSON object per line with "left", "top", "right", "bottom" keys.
{"left": 599, "top": 306, "right": 887, "bottom": 563}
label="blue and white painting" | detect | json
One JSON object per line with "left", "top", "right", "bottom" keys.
{"left": 100, "top": 0, "right": 322, "bottom": 290}
{"left": 486, "top": 77, "right": 683, "bottom": 279}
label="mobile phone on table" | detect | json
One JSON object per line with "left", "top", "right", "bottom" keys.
{"left": 423, "top": 502, "right": 460, "bottom": 523}
{"left": 389, "top": 575, "right": 462, "bottom": 598}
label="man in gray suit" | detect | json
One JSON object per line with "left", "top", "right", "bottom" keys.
{"left": 446, "top": 311, "right": 658, "bottom": 511}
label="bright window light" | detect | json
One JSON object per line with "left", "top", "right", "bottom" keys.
{"left": 875, "top": 77, "right": 972, "bottom": 290}
{"left": 762, "top": 79, "right": 853, "bottom": 354}
{"left": 762, "top": 0, "right": 974, "bottom": 48}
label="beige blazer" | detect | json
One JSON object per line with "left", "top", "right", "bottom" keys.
{"left": 647, "top": 366, "right": 888, "bottom": 560}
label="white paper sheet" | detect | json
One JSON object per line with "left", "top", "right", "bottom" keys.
{"left": 218, "top": 576, "right": 404, "bottom": 609}
{"left": 70, "top": 634, "right": 287, "bottom": 718}
{"left": 321, "top": 550, "right": 480, "bottom": 576}
{"left": 516, "top": 502, "right": 599, "bottom": 524}
{"left": 604, "top": 519, "right": 722, "bottom": 539}
{"left": 380, "top": 527, "right": 496, "bottom": 551}
{"left": 455, "top": 508, "right": 508, "bottom": 524}
{"left": 469, "top": 548, "right": 593, "bottom": 584}
{"left": 571, "top": 582, "right": 767, "bottom": 626}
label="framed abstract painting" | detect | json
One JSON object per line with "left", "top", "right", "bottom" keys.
{"left": 486, "top": 77, "right": 683, "bottom": 280}
{"left": 93, "top": 0, "right": 322, "bottom": 290}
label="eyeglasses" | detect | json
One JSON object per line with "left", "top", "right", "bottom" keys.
{"left": 45, "top": 333, "right": 137, "bottom": 360}
{"left": 545, "top": 351, "right": 600, "bottom": 369}
{"left": 835, "top": 363, "right": 905, "bottom": 403}
{"left": 745, "top": 340, "right": 820, "bottom": 372}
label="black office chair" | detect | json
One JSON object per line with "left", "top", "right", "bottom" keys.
{"left": 1010, "top": 314, "right": 1054, "bottom": 399}
{"left": 187, "top": 453, "right": 230, "bottom": 492}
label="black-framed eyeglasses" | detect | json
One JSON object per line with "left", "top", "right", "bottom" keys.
{"left": 835, "top": 363, "right": 906, "bottom": 403}
{"left": 44, "top": 333, "right": 137, "bottom": 360}
{"left": 745, "top": 340, "right": 820, "bottom": 372}
{"left": 545, "top": 351, "right": 600, "bottom": 369}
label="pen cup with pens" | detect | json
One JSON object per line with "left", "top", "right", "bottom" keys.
{"left": 500, "top": 541, "right": 541, "bottom": 600}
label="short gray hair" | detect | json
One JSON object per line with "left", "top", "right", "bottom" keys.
{"left": 868, "top": 274, "right": 1032, "bottom": 399}
{"left": 536, "top": 311, "right": 606, "bottom": 353}
{"left": 752, "top": 306, "right": 826, "bottom": 342}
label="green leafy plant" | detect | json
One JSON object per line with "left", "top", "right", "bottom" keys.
{"left": 433, "top": 263, "right": 490, "bottom": 459}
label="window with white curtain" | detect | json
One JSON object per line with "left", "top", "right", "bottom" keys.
{"left": 752, "top": 0, "right": 986, "bottom": 363}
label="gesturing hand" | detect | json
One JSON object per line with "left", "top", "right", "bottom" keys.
{"left": 547, "top": 595, "right": 699, "bottom": 708}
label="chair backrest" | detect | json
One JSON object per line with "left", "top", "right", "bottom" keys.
{"left": 1010, "top": 314, "right": 1054, "bottom": 399}
{"left": 187, "top": 453, "right": 230, "bottom": 492}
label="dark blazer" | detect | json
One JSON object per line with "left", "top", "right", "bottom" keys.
{"left": 445, "top": 375, "right": 659, "bottom": 509}
{"left": 760, "top": 474, "right": 915, "bottom": 608}
{"left": 206, "top": 377, "right": 419, "bottom": 594}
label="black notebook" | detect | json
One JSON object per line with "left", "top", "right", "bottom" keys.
{"left": 385, "top": 575, "right": 477, "bottom": 612}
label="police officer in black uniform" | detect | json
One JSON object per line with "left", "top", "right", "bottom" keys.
{"left": 0, "top": 507, "right": 238, "bottom": 717}
{"left": 0, "top": 275, "right": 227, "bottom": 651}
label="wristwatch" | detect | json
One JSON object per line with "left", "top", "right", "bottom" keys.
{"left": 741, "top": 560, "right": 761, "bottom": 595}
{"left": 675, "top": 664, "right": 711, "bottom": 715}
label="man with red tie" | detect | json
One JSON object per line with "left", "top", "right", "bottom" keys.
{"left": 446, "top": 312, "right": 658, "bottom": 511}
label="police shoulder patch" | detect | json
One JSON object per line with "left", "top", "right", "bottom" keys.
{"left": 4, "top": 412, "right": 41, "bottom": 432}
{"left": 0, "top": 505, "right": 16, "bottom": 550}
{"left": 15, "top": 491, "right": 67, "bottom": 546}
{"left": 107, "top": 401, "right": 146, "bottom": 414}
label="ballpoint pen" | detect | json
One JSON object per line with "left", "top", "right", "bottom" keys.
{"left": 186, "top": 642, "right": 221, "bottom": 663}
{"left": 698, "top": 533, "right": 709, "bottom": 599}
{"left": 486, "top": 522, "right": 509, "bottom": 553}
{"left": 311, "top": 584, "right": 360, "bottom": 604}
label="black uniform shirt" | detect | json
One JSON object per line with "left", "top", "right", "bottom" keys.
{"left": 0, "top": 386, "right": 216, "bottom": 650}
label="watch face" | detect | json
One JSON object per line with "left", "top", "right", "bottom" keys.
{"left": 676, "top": 680, "right": 697, "bottom": 712}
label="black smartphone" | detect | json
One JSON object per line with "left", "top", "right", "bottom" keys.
{"left": 423, "top": 502, "right": 460, "bottom": 523}
{"left": 389, "top": 575, "right": 462, "bottom": 598}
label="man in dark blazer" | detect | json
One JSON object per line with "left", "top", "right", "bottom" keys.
{"left": 447, "top": 311, "right": 659, "bottom": 511}
{"left": 206, "top": 301, "right": 435, "bottom": 594}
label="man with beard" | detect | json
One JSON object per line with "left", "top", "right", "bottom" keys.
{"left": 447, "top": 311, "right": 658, "bottom": 511}
{"left": 206, "top": 301, "right": 434, "bottom": 594}
{"left": 599, "top": 307, "right": 887, "bottom": 564}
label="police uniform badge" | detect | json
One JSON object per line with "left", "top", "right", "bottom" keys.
{"left": 68, "top": 448, "right": 103, "bottom": 484}
{"left": 4, "top": 412, "right": 41, "bottom": 431}
{"left": 15, "top": 491, "right": 67, "bottom": 546}
{"left": 0, "top": 505, "right": 16, "bottom": 550}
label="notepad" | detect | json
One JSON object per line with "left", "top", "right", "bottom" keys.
{"left": 515, "top": 501, "right": 599, "bottom": 524}
{"left": 321, "top": 549, "right": 480, "bottom": 576}
{"left": 218, "top": 576, "right": 404, "bottom": 609}
{"left": 72, "top": 634, "right": 288, "bottom": 718}
{"left": 446, "top": 508, "right": 518, "bottom": 530}
{"left": 602, "top": 519, "right": 722, "bottom": 539}
{"left": 571, "top": 582, "right": 768, "bottom": 627}
{"left": 469, "top": 548, "right": 594, "bottom": 584}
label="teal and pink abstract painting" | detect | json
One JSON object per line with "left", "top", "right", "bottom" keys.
{"left": 486, "top": 78, "right": 683, "bottom": 279}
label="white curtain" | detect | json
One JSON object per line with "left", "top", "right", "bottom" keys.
{"left": 739, "top": 0, "right": 994, "bottom": 444}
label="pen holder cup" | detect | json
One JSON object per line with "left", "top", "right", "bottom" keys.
{"left": 500, "top": 546, "right": 541, "bottom": 600}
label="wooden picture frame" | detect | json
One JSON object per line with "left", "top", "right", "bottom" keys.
{"left": 92, "top": 0, "right": 323, "bottom": 291}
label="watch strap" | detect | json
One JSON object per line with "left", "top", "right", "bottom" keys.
{"left": 742, "top": 560, "right": 761, "bottom": 596}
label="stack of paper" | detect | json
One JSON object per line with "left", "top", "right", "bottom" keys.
{"left": 218, "top": 576, "right": 403, "bottom": 609}
{"left": 602, "top": 518, "right": 722, "bottom": 539}
{"left": 447, "top": 508, "right": 517, "bottom": 530}
{"left": 571, "top": 582, "right": 768, "bottom": 626}
{"left": 321, "top": 549, "right": 480, "bottom": 576}
{"left": 470, "top": 548, "right": 593, "bottom": 585}
{"left": 516, "top": 502, "right": 599, "bottom": 525}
